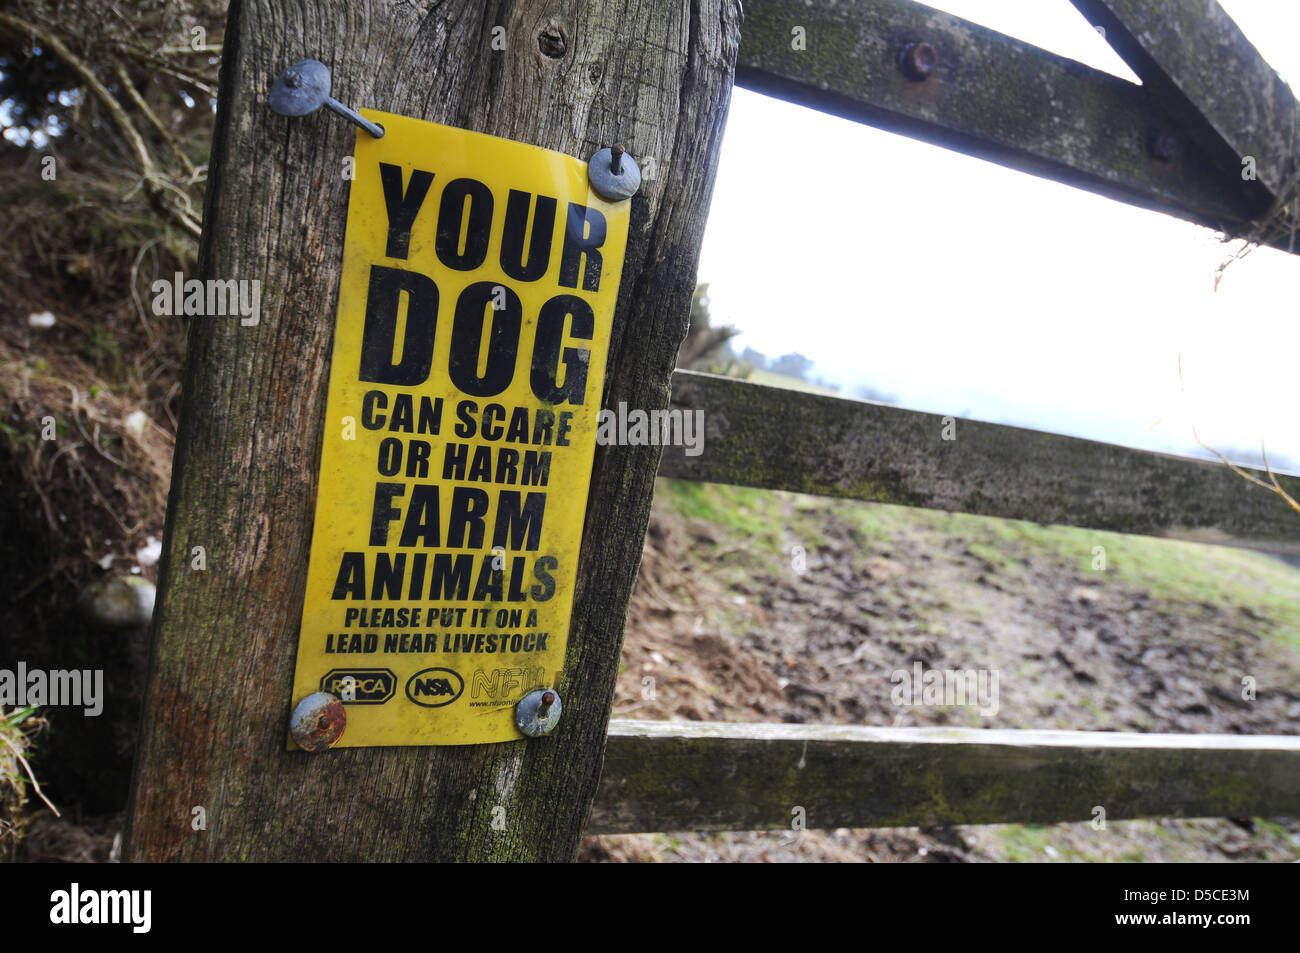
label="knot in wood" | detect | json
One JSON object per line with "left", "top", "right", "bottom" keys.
{"left": 538, "top": 26, "right": 567, "bottom": 59}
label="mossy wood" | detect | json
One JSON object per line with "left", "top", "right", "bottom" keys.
{"left": 1070, "top": 0, "right": 1300, "bottom": 206}
{"left": 659, "top": 371, "right": 1300, "bottom": 557}
{"left": 125, "top": 0, "right": 741, "bottom": 862}
{"left": 589, "top": 720, "right": 1300, "bottom": 833}
{"left": 737, "top": 0, "right": 1278, "bottom": 246}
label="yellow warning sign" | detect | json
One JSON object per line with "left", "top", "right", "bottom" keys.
{"left": 288, "top": 112, "right": 630, "bottom": 747}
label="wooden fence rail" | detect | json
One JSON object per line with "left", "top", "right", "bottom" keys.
{"left": 658, "top": 370, "right": 1300, "bottom": 557}
{"left": 735, "top": 0, "right": 1270, "bottom": 241}
{"left": 588, "top": 721, "right": 1300, "bottom": 833}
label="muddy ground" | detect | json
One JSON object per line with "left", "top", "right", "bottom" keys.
{"left": 579, "top": 481, "right": 1300, "bottom": 862}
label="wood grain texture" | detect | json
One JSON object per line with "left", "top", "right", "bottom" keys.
{"left": 589, "top": 720, "right": 1300, "bottom": 833}
{"left": 658, "top": 371, "right": 1300, "bottom": 557}
{"left": 736, "top": 0, "right": 1262, "bottom": 237}
{"left": 125, "top": 0, "right": 741, "bottom": 862}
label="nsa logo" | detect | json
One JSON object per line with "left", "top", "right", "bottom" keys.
{"left": 320, "top": 668, "right": 396, "bottom": 705}
{"left": 405, "top": 667, "right": 465, "bottom": 708}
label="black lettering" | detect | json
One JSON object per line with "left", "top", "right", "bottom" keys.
{"left": 496, "top": 448, "right": 519, "bottom": 483}
{"left": 500, "top": 189, "right": 557, "bottom": 282}
{"left": 494, "top": 491, "right": 546, "bottom": 550}
{"left": 508, "top": 558, "right": 527, "bottom": 601}
{"left": 520, "top": 451, "right": 551, "bottom": 486}
{"left": 467, "top": 445, "right": 492, "bottom": 482}
{"left": 505, "top": 407, "right": 530, "bottom": 442}
{"left": 390, "top": 393, "right": 413, "bottom": 431}
{"left": 406, "top": 439, "right": 432, "bottom": 479}
{"left": 531, "top": 409, "right": 555, "bottom": 445}
{"left": 447, "top": 486, "right": 489, "bottom": 548}
{"left": 417, "top": 396, "right": 441, "bottom": 434}
{"left": 558, "top": 202, "right": 606, "bottom": 292}
{"left": 435, "top": 177, "right": 493, "bottom": 270}
{"left": 455, "top": 400, "right": 477, "bottom": 438}
{"left": 372, "top": 553, "right": 406, "bottom": 600}
{"left": 481, "top": 403, "right": 505, "bottom": 441}
{"left": 408, "top": 552, "right": 427, "bottom": 599}
{"left": 448, "top": 283, "right": 521, "bottom": 397}
{"left": 428, "top": 553, "right": 474, "bottom": 599}
{"left": 379, "top": 163, "right": 434, "bottom": 259}
{"left": 359, "top": 265, "right": 439, "bottom": 387}
{"left": 443, "top": 442, "right": 468, "bottom": 479}
{"left": 332, "top": 552, "right": 366, "bottom": 599}
{"left": 376, "top": 438, "right": 402, "bottom": 477}
{"left": 399, "top": 484, "right": 441, "bottom": 547}
{"left": 369, "top": 483, "right": 405, "bottom": 545}
{"left": 473, "top": 556, "right": 504, "bottom": 601}
{"left": 531, "top": 294, "right": 594, "bottom": 404}
{"left": 530, "top": 555, "right": 557, "bottom": 601}
{"left": 361, "top": 391, "right": 387, "bottom": 430}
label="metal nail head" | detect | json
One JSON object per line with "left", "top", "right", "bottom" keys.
{"left": 587, "top": 145, "right": 641, "bottom": 201}
{"left": 1146, "top": 127, "right": 1181, "bottom": 163}
{"left": 270, "top": 59, "right": 385, "bottom": 139}
{"left": 898, "top": 42, "right": 938, "bottom": 81}
{"left": 515, "top": 688, "right": 563, "bottom": 737}
{"left": 290, "top": 691, "right": 347, "bottom": 751}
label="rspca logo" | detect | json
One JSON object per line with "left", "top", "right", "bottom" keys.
{"left": 321, "top": 668, "right": 396, "bottom": 705}
{"left": 405, "top": 667, "right": 464, "bottom": 708}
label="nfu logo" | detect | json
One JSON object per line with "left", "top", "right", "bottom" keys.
{"left": 321, "top": 668, "right": 396, "bottom": 704}
{"left": 406, "top": 667, "right": 465, "bottom": 707}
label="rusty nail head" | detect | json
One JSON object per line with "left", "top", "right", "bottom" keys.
{"left": 536, "top": 691, "right": 556, "bottom": 718}
{"left": 1147, "top": 127, "right": 1180, "bottom": 163}
{"left": 899, "top": 42, "right": 937, "bottom": 81}
{"left": 610, "top": 144, "right": 625, "bottom": 174}
{"left": 515, "top": 687, "right": 562, "bottom": 737}
{"left": 291, "top": 691, "right": 346, "bottom": 751}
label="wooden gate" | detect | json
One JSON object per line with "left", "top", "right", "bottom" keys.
{"left": 127, "top": 0, "right": 1300, "bottom": 861}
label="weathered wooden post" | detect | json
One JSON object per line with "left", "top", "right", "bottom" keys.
{"left": 125, "top": 0, "right": 740, "bottom": 862}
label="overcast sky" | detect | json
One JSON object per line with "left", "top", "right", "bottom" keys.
{"left": 696, "top": 0, "right": 1300, "bottom": 470}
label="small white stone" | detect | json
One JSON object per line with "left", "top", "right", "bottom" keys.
{"left": 136, "top": 535, "right": 162, "bottom": 567}
{"left": 27, "top": 311, "right": 56, "bottom": 328}
{"left": 124, "top": 409, "right": 149, "bottom": 439}
{"left": 78, "top": 576, "right": 156, "bottom": 627}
